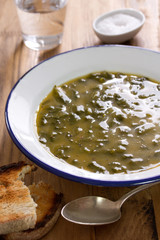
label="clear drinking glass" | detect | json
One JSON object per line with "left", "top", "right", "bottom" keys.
{"left": 14, "top": 0, "right": 68, "bottom": 50}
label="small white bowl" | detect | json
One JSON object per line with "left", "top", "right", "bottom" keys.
{"left": 93, "top": 8, "right": 145, "bottom": 43}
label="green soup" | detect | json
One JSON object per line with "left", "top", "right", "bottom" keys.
{"left": 36, "top": 71, "right": 160, "bottom": 174}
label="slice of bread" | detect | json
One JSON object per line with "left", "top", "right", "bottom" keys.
{"left": 0, "top": 162, "right": 63, "bottom": 240}
{"left": 0, "top": 162, "right": 37, "bottom": 235}
{"left": 5, "top": 182, "right": 63, "bottom": 240}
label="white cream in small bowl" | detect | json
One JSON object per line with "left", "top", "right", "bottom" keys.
{"left": 93, "top": 8, "right": 145, "bottom": 43}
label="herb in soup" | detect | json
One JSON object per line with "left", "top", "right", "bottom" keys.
{"left": 36, "top": 71, "right": 160, "bottom": 174}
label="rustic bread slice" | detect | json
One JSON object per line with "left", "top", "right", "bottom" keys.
{"left": 0, "top": 162, "right": 37, "bottom": 235}
{"left": 4, "top": 181, "right": 63, "bottom": 240}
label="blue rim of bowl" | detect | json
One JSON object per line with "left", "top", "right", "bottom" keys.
{"left": 4, "top": 44, "right": 160, "bottom": 187}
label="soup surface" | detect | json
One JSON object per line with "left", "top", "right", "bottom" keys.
{"left": 36, "top": 71, "right": 160, "bottom": 174}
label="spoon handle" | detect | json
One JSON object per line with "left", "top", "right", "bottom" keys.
{"left": 117, "top": 181, "right": 160, "bottom": 208}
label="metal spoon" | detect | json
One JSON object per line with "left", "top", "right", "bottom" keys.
{"left": 61, "top": 181, "right": 159, "bottom": 225}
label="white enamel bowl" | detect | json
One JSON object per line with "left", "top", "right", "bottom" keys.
{"left": 5, "top": 45, "right": 160, "bottom": 186}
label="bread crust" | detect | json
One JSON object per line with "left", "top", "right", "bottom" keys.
{"left": 0, "top": 161, "right": 37, "bottom": 182}
{"left": 29, "top": 182, "right": 63, "bottom": 229}
{"left": 0, "top": 162, "right": 63, "bottom": 239}
{"left": 0, "top": 162, "right": 31, "bottom": 174}
{"left": 3, "top": 182, "right": 63, "bottom": 240}
{"left": 0, "top": 162, "right": 37, "bottom": 235}
{"left": 3, "top": 202, "right": 62, "bottom": 240}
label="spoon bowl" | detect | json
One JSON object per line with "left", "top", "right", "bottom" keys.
{"left": 62, "top": 196, "right": 121, "bottom": 225}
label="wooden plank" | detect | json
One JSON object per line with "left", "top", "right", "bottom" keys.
{"left": 0, "top": 0, "right": 160, "bottom": 239}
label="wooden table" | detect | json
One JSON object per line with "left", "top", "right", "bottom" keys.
{"left": 1, "top": 0, "right": 160, "bottom": 239}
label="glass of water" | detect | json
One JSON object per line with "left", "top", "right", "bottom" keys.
{"left": 14, "top": 0, "right": 68, "bottom": 51}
